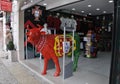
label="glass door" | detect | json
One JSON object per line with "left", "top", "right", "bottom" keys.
{"left": 110, "top": 0, "right": 120, "bottom": 84}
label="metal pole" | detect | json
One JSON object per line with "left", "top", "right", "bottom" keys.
{"left": 63, "top": 27, "right": 66, "bottom": 79}
{"left": 39, "top": 53, "right": 42, "bottom": 72}
{"left": 54, "top": 29, "right": 56, "bottom": 34}
{"left": 33, "top": 44, "right": 35, "bottom": 58}
{"left": 40, "top": 53, "right": 42, "bottom": 60}
{"left": 72, "top": 30, "right": 75, "bottom": 61}
{"left": 26, "top": 29, "right": 28, "bottom": 59}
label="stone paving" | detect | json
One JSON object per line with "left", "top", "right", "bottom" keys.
{"left": 0, "top": 58, "right": 19, "bottom": 84}
{"left": 0, "top": 55, "right": 50, "bottom": 84}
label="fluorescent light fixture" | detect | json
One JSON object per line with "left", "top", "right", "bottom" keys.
{"left": 43, "top": 3, "right": 47, "bottom": 6}
{"left": 88, "top": 5, "right": 92, "bottom": 7}
{"left": 81, "top": 11, "right": 84, "bottom": 13}
{"left": 24, "top": 1, "right": 27, "bottom": 4}
{"left": 88, "top": 13, "right": 91, "bottom": 15}
{"left": 109, "top": 0, "right": 113, "bottom": 3}
{"left": 103, "top": 11, "right": 107, "bottom": 13}
{"left": 31, "top": 0, "right": 33, "bottom": 2}
{"left": 21, "top": 0, "right": 44, "bottom": 10}
{"left": 96, "top": 8, "right": 100, "bottom": 11}
{"left": 13, "top": 0, "right": 17, "bottom": 3}
{"left": 72, "top": 8, "right": 76, "bottom": 11}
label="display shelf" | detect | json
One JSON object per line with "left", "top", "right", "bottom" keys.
{"left": 93, "top": 14, "right": 113, "bottom": 52}
{"left": 84, "top": 30, "right": 97, "bottom": 58}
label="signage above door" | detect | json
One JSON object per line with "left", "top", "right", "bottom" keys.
{"left": 0, "top": 0, "right": 12, "bottom": 12}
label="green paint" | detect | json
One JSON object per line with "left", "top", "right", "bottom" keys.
{"left": 68, "top": 33, "right": 80, "bottom": 71}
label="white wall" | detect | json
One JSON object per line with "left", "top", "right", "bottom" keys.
{"left": 0, "top": 21, "right": 3, "bottom": 51}
{"left": 11, "top": 0, "right": 25, "bottom": 60}
{"left": 18, "top": 10, "right": 24, "bottom": 60}
{"left": 3, "top": 12, "right": 6, "bottom": 51}
{"left": 46, "top": 0, "right": 79, "bottom": 10}
{"left": 11, "top": 0, "right": 19, "bottom": 50}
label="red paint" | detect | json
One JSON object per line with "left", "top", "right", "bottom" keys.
{"left": 0, "top": 1, "right": 12, "bottom": 12}
{"left": 26, "top": 28, "right": 61, "bottom": 77}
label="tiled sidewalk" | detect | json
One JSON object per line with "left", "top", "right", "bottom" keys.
{"left": 0, "top": 58, "right": 19, "bottom": 84}
{"left": 0, "top": 57, "right": 49, "bottom": 84}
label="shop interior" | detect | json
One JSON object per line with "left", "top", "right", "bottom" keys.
{"left": 23, "top": 0, "right": 114, "bottom": 84}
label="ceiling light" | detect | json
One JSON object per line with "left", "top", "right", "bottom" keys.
{"left": 81, "top": 11, "right": 84, "bottom": 13}
{"left": 72, "top": 8, "right": 76, "bottom": 11}
{"left": 24, "top": 1, "right": 27, "bottom": 4}
{"left": 103, "top": 11, "right": 107, "bottom": 13}
{"left": 31, "top": 0, "right": 33, "bottom": 2}
{"left": 109, "top": 0, "right": 113, "bottom": 3}
{"left": 88, "top": 13, "right": 92, "bottom": 15}
{"left": 43, "top": 3, "right": 47, "bottom": 6}
{"left": 96, "top": 8, "right": 100, "bottom": 11}
{"left": 88, "top": 5, "right": 92, "bottom": 7}
{"left": 13, "top": 0, "right": 17, "bottom": 4}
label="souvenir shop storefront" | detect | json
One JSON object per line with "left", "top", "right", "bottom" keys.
{"left": 10, "top": 0, "right": 119, "bottom": 84}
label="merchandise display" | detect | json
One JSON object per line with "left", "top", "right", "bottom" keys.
{"left": 24, "top": 5, "right": 113, "bottom": 61}
{"left": 25, "top": 26, "right": 80, "bottom": 76}
{"left": 94, "top": 14, "right": 112, "bottom": 51}
{"left": 84, "top": 30, "right": 97, "bottom": 58}
{"left": 60, "top": 16, "right": 77, "bottom": 32}
{"left": 1, "top": 0, "right": 116, "bottom": 83}
{"left": 53, "top": 15, "right": 61, "bottom": 31}
{"left": 23, "top": 2, "right": 113, "bottom": 82}
{"left": 54, "top": 35, "right": 75, "bottom": 57}
{"left": 47, "top": 15, "right": 54, "bottom": 28}
{"left": 47, "top": 14, "right": 78, "bottom": 33}
{"left": 32, "top": 6, "right": 42, "bottom": 21}
{"left": 24, "top": 5, "right": 46, "bottom": 58}
{"left": 47, "top": 14, "right": 61, "bottom": 32}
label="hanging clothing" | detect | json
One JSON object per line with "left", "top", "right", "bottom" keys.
{"left": 47, "top": 16, "right": 54, "bottom": 28}
{"left": 60, "top": 17, "right": 77, "bottom": 32}
{"left": 76, "top": 19, "right": 81, "bottom": 32}
{"left": 71, "top": 19, "right": 77, "bottom": 31}
{"left": 60, "top": 17, "right": 66, "bottom": 31}
{"left": 66, "top": 18, "right": 72, "bottom": 28}
{"left": 88, "top": 22, "right": 94, "bottom": 30}
{"left": 53, "top": 17, "right": 61, "bottom": 31}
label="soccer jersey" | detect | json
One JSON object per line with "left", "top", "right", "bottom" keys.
{"left": 53, "top": 17, "right": 61, "bottom": 31}
{"left": 71, "top": 19, "right": 77, "bottom": 31}
{"left": 76, "top": 19, "right": 80, "bottom": 30}
{"left": 47, "top": 16, "right": 54, "bottom": 28}
{"left": 60, "top": 17, "right": 77, "bottom": 31}
{"left": 60, "top": 17, "right": 66, "bottom": 30}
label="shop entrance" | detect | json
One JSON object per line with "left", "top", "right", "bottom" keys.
{"left": 22, "top": 0, "right": 115, "bottom": 84}
{"left": 45, "top": 0, "right": 114, "bottom": 83}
